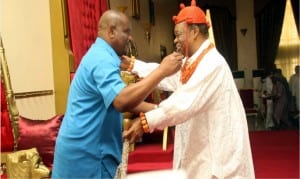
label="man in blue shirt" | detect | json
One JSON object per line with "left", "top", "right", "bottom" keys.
{"left": 52, "top": 10, "right": 183, "bottom": 178}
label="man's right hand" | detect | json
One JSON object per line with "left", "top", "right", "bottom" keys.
{"left": 158, "top": 52, "right": 183, "bottom": 77}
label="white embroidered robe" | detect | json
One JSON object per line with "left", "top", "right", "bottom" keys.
{"left": 132, "top": 40, "right": 255, "bottom": 179}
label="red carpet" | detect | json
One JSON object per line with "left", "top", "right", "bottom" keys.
{"left": 250, "top": 130, "right": 299, "bottom": 178}
{"left": 1, "top": 130, "right": 298, "bottom": 178}
{"left": 127, "top": 130, "right": 300, "bottom": 178}
{"left": 127, "top": 143, "right": 174, "bottom": 173}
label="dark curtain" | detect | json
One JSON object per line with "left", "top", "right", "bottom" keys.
{"left": 67, "top": 0, "right": 108, "bottom": 70}
{"left": 291, "top": 0, "right": 299, "bottom": 34}
{"left": 210, "top": 7, "right": 238, "bottom": 70}
{"left": 255, "top": 0, "right": 286, "bottom": 70}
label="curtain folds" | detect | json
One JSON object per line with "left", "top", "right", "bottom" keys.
{"left": 255, "top": 0, "right": 286, "bottom": 70}
{"left": 67, "top": 0, "right": 108, "bottom": 70}
{"left": 210, "top": 7, "right": 237, "bottom": 70}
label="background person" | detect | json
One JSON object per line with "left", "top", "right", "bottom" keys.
{"left": 261, "top": 70, "right": 275, "bottom": 129}
{"left": 289, "top": 65, "right": 300, "bottom": 112}
{"left": 271, "top": 68, "right": 293, "bottom": 129}
{"left": 271, "top": 74, "right": 290, "bottom": 129}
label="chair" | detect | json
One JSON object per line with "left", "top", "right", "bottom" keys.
{"left": 239, "top": 89, "right": 258, "bottom": 117}
{"left": 1, "top": 37, "right": 61, "bottom": 178}
{"left": 232, "top": 71, "right": 245, "bottom": 89}
{"left": 0, "top": 38, "right": 19, "bottom": 152}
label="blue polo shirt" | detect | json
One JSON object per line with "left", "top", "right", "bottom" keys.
{"left": 52, "top": 38, "right": 126, "bottom": 178}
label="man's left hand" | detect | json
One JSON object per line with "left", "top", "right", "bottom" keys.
{"left": 123, "top": 117, "right": 144, "bottom": 144}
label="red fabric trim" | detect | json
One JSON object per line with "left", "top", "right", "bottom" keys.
{"left": 0, "top": 81, "right": 14, "bottom": 152}
{"left": 1, "top": 111, "right": 14, "bottom": 152}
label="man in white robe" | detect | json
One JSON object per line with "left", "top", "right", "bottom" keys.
{"left": 261, "top": 71, "right": 274, "bottom": 129}
{"left": 289, "top": 65, "right": 300, "bottom": 112}
{"left": 123, "top": 1, "right": 255, "bottom": 178}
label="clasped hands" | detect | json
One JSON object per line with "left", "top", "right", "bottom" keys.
{"left": 123, "top": 117, "right": 145, "bottom": 144}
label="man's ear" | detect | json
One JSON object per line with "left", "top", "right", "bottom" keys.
{"left": 108, "top": 25, "right": 116, "bottom": 39}
{"left": 192, "top": 27, "right": 200, "bottom": 40}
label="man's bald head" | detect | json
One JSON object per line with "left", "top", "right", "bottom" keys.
{"left": 98, "top": 10, "right": 128, "bottom": 38}
{"left": 97, "top": 10, "right": 132, "bottom": 56}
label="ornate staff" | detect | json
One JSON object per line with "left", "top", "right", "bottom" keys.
{"left": 114, "top": 118, "right": 132, "bottom": 179}
{"left": 114, "top": 39, "right": 138, "bottom": 178}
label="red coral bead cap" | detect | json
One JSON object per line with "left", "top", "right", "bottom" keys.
{"left": 172, "top": 0, "right": 210, "bottom": 27}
